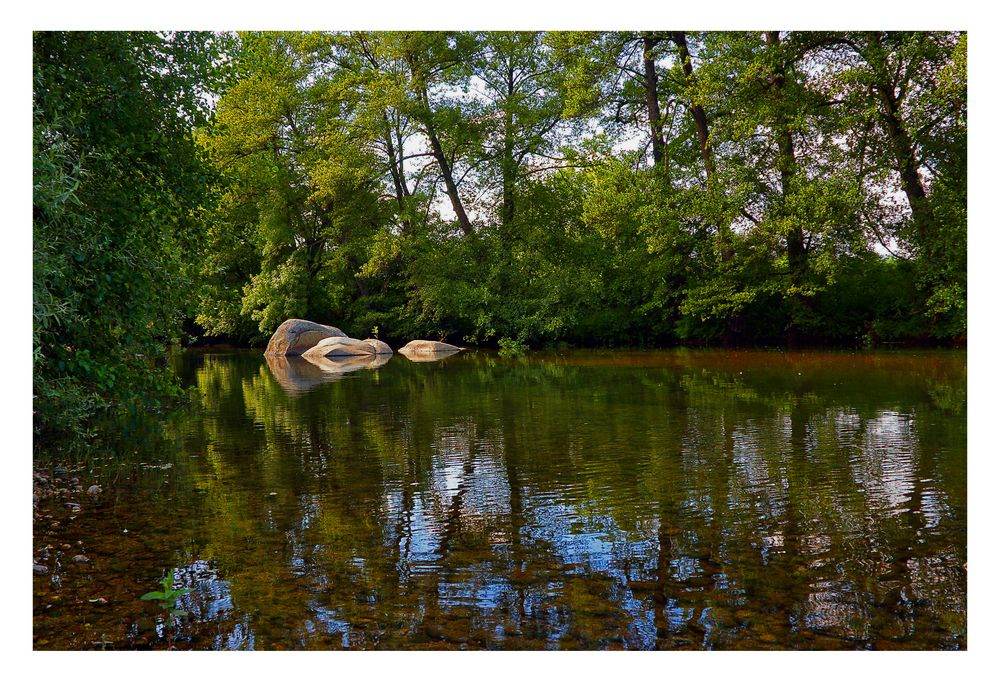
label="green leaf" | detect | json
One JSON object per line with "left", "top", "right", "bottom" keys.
{"left": 140, "top": 591, "right": 166, "bottom": 600}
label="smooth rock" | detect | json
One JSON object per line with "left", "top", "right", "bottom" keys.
{"left": 363, "top": 338, "right": 394, "bottom": 355}
{"left": 263, "top": 319, "right": 346, "bottom": 357}
{"left": 87, "top": 485, "right": 102, "bottom": 497}
{"left": 301, "top": 337, "right": 376, "bottom": 359}
{"left": 398, "top": 340, "right": 463, "bottom": 354}
{"left": 33, "top": 564, "right": 48, "bottom": 575}
{"left": 72, "top": 555, "right": 90, "bottom": 564}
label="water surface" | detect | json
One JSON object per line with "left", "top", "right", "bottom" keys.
{"left": 33, "top": 349, "right": 967, "bottom": 650}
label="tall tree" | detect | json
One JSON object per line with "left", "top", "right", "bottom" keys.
{"left": 200, "top": 32, "right": 387, "bottom": 337}
{"left": 823, "top": 31, "right": 966, "bottom": 336}
{"left": 395, "top": 32, "right": 480, "bottom": 236}
{"left": 471, "top": 31, "right": 565, "bottom": 229}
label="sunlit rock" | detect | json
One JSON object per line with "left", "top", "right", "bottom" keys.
{"left": 263, "top": 319, "right": 346, "bottom": 357}
{"left": 398, "top": 340, "right": 463, "bottom": 354}
{"left": 302, "top": 337, "right": 377, "bottom": 358}
{"left": 364, "top": 338, "right": 394, "bottom": 355}
{"left": 398, "top": 340, "right": 462, "bottom": 362}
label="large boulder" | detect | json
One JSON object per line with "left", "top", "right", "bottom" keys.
{"left": 264, "top": 319, "right": 346, "bottom": 357}
{"left": 398, "top": 340, "right": 463, "bottom": 354}
{"left": 300, "top": 336, "right": 393, "bottom": 359}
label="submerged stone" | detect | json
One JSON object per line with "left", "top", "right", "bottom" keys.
{"left": 398, "top": 340, "right": 463, "bottom": 362}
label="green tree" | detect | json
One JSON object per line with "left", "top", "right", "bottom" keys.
{"left": 823, "top": 31, "right": 966, "bottom": 339}
{"left": 199, "top": 32, "right": 389, "bottom": 339}
{"left": 33, "top": 31, "right": 228, "bottom": 442}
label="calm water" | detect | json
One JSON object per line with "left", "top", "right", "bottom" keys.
{"left": 33, "top": 349, "right": 967, "bottom": 650}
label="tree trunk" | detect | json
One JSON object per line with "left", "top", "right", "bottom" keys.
{"left": 501, "top": 66, "right": 516, "bottom": 228}
{"left": 382, "top": 120, "right": 412, "bottom": 235}
{"left": 672, "top": 32, "right": 714, "bottom": 180}
{"left": 877, "top": 85, "right": 933, "bottom": 247}
{"left": 766, "top": 31, "right": 808, "bottom": 346}
{"left": 406, "top": 55, "right": 474, "bottom": 236}
{"left": 425, "top": 123, "right": 474, "bottom": 236}
{"left": 641, "top": 35, "right": 667, "bottom": 171}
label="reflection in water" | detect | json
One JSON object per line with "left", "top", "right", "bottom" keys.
{"left": 398, "top": 348, "right": 462, "bottom": 362}
{"left": 266, "top": 353, "right": 390, "bottom": 395}
{"left": 303, "top": 352, "right": 390, "bottom": 375}
{"left": 33, "top": 350, "right": 966, "bottom": 650}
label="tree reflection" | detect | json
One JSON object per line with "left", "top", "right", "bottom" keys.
{"left": 35, "top": 350, "right": 964, "bottom": 650}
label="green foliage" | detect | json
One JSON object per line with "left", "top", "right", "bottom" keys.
{"left": 140, "top": 568, "right": 191, "bottom": 616}
{"left": 498, "top": 337, "right": 529, "bottom": 357}
{"left": 140, "top": 567, "right": 191, "bottom": 648}
{"left": 33, "top": 31, "right": 230, "bottom": 446}
{"left": 191, "top": 30, "right": 967, "bottom": 350}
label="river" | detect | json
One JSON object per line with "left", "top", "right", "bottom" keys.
{"left": 32, "top": 348, "right": 967, "bottom": 650}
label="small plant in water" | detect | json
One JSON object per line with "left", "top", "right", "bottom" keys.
{"left": 141, "top": 567, "right": 190, "bottom": 648}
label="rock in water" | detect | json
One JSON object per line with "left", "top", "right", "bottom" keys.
{"left": 264, "top": 319, "right": 347, "bottom": 357}
{"left": 398, "top": 340, "right": 463, "bottom": 354}
{"left": 302, "top": 337, "right": 377, "bottom": 358}
{"left": 364, "top": 338, "right": 394, "bottom": 355}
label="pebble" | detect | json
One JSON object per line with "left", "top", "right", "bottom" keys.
{"left": 64, "top": 503, "right": 81, "bottom": 512}
{"left": 33, "top": 564, "right": 48, "bottom": 575}
{"left": 87, "top": 485, "right": 102, "bottom": 496}
{"left": 72, "top": 555, "right": 90, "bottom": 564}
